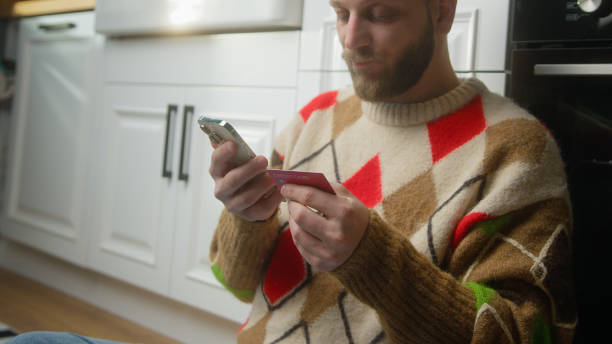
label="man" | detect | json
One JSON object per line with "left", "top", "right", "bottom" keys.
{"left": 9, "top": 0, "right": 575, "bottom": 343}
{"left": 209, "top": 0, "right": 576, "bottom": 343}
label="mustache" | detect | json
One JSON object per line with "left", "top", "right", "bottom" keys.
{"left": 341, "top": 49, "right": 379, "bottom": 63}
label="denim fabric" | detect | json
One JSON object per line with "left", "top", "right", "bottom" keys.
{"left": 7, "top": 332, "right": 126, "bottom": 344}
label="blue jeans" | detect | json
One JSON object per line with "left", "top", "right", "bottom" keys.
{"left": 7, "top": 332, "right": 125, "bottom": 344}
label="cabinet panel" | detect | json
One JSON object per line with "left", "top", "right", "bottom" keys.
{"left": 88, "top": 85, "right": 184, "bottom": 294}
{"left": 458, "top": 0, "right": 510, "bottom": 71}
{"left": 170, "top": 87, "right": 295, "bottom": 322}
{"left": 99, "top": 106, "right": 170, "bottom": 265}
{"left": 448, "top": 9, "right": 478, "bottom": 72}
{"left": 103, "top": 31, "right": 300, "bottom": 87}
{"left": 1, "top": 12, "right": 96, "bottom": 265}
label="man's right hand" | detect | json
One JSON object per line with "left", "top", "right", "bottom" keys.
{"left": 209, "top": 141, "right": 282, "bottom": 222}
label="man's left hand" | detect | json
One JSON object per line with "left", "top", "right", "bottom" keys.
{"left": 280, "top": 182, "right": 370, "bottom": 272}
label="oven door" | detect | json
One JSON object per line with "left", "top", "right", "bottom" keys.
{"left": 510, "top": 47, "right": 612, "bottom": 343}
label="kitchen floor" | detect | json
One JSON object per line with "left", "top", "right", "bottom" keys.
{"left": 0, "top": 268, "right": 180, "bottom": 344}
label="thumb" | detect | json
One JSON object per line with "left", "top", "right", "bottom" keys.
{"left": 330, "top": 182, "right": 354, "bottom": 199}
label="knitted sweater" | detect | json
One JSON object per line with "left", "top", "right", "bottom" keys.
{"left": 209, "top": 78, "right": 577, "bottom": 343}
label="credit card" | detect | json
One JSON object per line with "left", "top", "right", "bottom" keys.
{"left": 267, "top": 169, "right": 335, "bottom": 194}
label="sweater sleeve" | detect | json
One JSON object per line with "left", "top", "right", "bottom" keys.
{"left": 331, "top": 120, "right": 576, "bottom": 343}
{"left": 209, "top": 114, "right": 306, "bottom": 302}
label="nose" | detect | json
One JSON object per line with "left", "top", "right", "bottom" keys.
{"left": 341, "top": 15, "right": 370, "bottom": 50}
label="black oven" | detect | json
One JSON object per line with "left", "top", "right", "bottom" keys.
{"left": 508, "top": 1, "right": 612, "bottom": 343}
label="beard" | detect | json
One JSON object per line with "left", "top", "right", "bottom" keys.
{"left": 342, "top": 16, "right": 435, "bottom": 102}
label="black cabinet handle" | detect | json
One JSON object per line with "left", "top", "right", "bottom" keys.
{"left": 38, "top": 22, "right": 76, "bottom": 31}
{"left": 162, "top": 104, "right": 178, "bottom": 179}
{"left": 179, "top": 105, "right": 194, "bottom": 182}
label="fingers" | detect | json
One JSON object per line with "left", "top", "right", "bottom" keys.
{"left": 240, "top": 187, "right": 283, "bottom": 222}
{"left": 280, "top": 184, "right": 335, "bottom": 215}
{"left": 329, "top": 182, "right": 352, "bottom": 198}
{"left": 288, "top": 215, "right": 336, "bottom": 272}
{"left": 224, "top": 173, "right": 277, "bottom": 214}
{"left": 282, "top": 182, "right": 370, "bottom": 272}
{"left": 212, "top": 155, "right": 269, "bottom": 202}
{"left": 209, "top": 141, "right": 237, "bottom": 179}
{"left": 281, "top": 183, "right": 356, "bottom": 220}
{"left": 286, "top": 199, "right": 329, "bottom": 239}
{"left": 208, "top": 141, "right": 282, "bottom": 221}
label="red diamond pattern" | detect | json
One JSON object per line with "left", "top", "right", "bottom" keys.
{"left": 452, "top": 212, "right": 494, "bottom": 250}
{"left": 427, "top": 95, "right": 486, "bottom": 164}
{"left": 342, "top": 154, "right": 383, "bottom": 208}
{"left": 263, "top": 229, "right": 308, "bottom": 308}
{"left": 299, "top": 90, "right": 339, "bottom": 122}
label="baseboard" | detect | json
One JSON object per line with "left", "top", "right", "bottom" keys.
{"left": 0, "top": 239, "right": 239, "bottom": 343}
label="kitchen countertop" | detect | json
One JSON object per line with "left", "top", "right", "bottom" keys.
{"left": 0, "top": 0, "right": 95, "bottom": 18}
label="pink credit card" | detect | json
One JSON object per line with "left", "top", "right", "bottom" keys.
{"left": 267, "top": 169, "right": 335, "bottom": 194}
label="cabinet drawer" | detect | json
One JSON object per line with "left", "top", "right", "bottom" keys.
{"left": 95, "top": 0, "right": 303, "bottom": 36}
{"left": 103, "top": 31, "right": 300, "bottom": 87}
{"left": 18, "top": 11, "right": 95, "bottom": 41}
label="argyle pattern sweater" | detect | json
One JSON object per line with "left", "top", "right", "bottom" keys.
{"left": 209, "top": 78, "right": 577, "bottom": 343}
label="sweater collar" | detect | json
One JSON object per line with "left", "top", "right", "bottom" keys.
{"left": 360, "top": 78, "right": 487, "bottom": 126}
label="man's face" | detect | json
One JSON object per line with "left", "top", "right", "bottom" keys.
{"left": 331, "top": 0, "right": 435, "bottom": 102}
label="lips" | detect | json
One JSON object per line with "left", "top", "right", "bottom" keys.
{"left": 342, "top": 50, "right": 378, "bottom": 67}
{"left": 352, "top": 59, "right": 375, "bottom": 66}
{"left": 350, "top": 59, "right": 380, "bottom": 73}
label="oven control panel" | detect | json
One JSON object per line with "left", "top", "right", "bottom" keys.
{"left": 512, "top": 0, "right": 612, "bottom": 43}
{"left": 566, "top": 0, "right": 611, "bottom": 21}
{"left": 577, "top": 0, "right": 602, "bottom": 13}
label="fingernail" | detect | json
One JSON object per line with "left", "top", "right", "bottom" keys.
{"left": 263, "top": 186, "right": 276, "bottom": 199}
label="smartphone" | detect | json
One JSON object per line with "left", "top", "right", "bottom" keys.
{"left": 198, "top": 116, "right": 256, "bottom": 167}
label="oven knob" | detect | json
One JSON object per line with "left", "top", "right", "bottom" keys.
{"left": 577, "top": 0, "right": 602, "bottom": 13}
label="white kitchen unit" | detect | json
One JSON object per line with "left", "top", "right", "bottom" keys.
{"left": 88, "top": 31, "right": 300, "bottom": 323}
{"left": 95, "top": 0, "right": 304, "bottom": 36}
{"left": 88, "top": 84, "right": 185, "bottom": 296}
{"left": 0, "top": 12, "right": 99, "bottom": 266}
{"left": 296, "top": 0, "right": 510, "bottom": 104}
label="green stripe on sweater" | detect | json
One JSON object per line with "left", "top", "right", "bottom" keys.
{"left": 465, "top": 282, "right": 497, "bottom": 311}
{"left": 532, "top": 311, "right": 552, "bottom": 344}
{"left": 479, "top": 214, "right": 512, "bottom": 237}
{"left": 211, "top": 264, "right": 255, "bottom": 301}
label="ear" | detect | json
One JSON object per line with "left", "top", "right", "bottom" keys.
{"left": 432, "top": 0, "right": 457, "bottom": 35}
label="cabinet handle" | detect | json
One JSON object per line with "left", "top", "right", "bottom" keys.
{"left": 179, "top": 105, "right": 194, "bottom": 182}
{"left": 162, "top": 104, "right": 178, "bottom": 179}
{"left": 38, "top": 22, "right": 77, "bottom": 31}
{"left": 534, "top": 63, "right": 612, "bottom": 76}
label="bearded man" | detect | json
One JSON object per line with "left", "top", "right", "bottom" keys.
{"left": 6, "top": 1, "right": 577, "bottom": 344}
{"left": 207, "top": 0, "right": 577, "bottom": 343}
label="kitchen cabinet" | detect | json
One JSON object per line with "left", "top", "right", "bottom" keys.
{"left": 94, "top": 0, "right": 303, "bottom": 37}
{"left": 87, "top": 85, "right": 185, "bottom": 295}
{"left": 0, "top": 12, "right": 98, "bottom": 266}
{"left": 88, "top": 31, "right": 300, "bottom": 322}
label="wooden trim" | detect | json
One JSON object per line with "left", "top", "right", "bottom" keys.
{"left": 1, "top": 0, "right": 96, "bottom": 18}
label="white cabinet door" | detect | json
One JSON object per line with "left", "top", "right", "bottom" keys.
{"left": 88, "top": 84, "right": 185, "bottom": 295}
{"left": 169, "top": 86, "right": 295, "bottom": 323}
{"left": 0, "top": 12, "right": 96, "bottom": 265}
{"left": 455, "top": 0, "right": 510, "bottom": 72}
